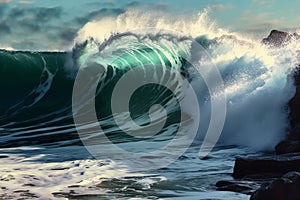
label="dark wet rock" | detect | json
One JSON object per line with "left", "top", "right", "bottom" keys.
{"left": 262, "top": 30, "right": 299, "bottom": 47}
{"left": 250, "top": 171, "right": 300, "bottom": 200}
{"left": 287, "top": 125, "right": 300, "bottom": 141}
{"left": 233, "top": 154, "right": 300, "bottom": 179}
{"left": 216, "top": 180, "right": 261, "bottom": 195}
{"left": 288, "top": 67, "right": 300, "bottom": 129}
{"left": 276, "top": 68, "right": 300, "bottom": 154}
{"left": 275, "top": 140, "right": 300, "bottom": 154}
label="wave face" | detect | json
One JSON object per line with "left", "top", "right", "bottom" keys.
{"left": 0, "top": 12, "right": 299, "bottom": 152}
{"left": 0, "top": 33, "right": 195, "bottom": 148}
{"left": 0, "top": 50, "right": 77, "bottom": 147}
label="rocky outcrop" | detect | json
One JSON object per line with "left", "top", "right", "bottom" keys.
{"left": 264, "top": 31, "right": 300, "bottom": 144}
{"left": 250, "top": 172, "right": 300, "bottom": 200}
{"left": 276, "top": 140, "right": 300, "bottom": 154}
{"left": 275, "top": 67, "right": 300, "bottom": 154}
{"left": 262, "top": 30, "right": 299, "bottom": 47}
{"left": 267, "top": 30, "right": 300, "bottom": 155}
{"left": 233, "top": 154, "right": 300, "bottom": 179}
{"left": 217, "top": 153, "right": 300, "bottom": 195}
{"left": 287, "top": 68, "right": 300, "bottom": 134}
{"left": 216, "top": 180, "right": 261, "bottom": 195}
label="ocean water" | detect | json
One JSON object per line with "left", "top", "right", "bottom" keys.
{"left": 0, "top": 145, "right": 255, "bottom": 199}
{"left": 1, "top": 10, "right": 300, "bottom": 199}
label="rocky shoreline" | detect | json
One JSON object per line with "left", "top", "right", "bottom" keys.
{"left": 216, "top": 30, "right": 300, "bottom": 200}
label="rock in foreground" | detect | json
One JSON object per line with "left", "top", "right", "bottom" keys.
{"left": 250, "top": 172, "right": 300, "bottom": 200}
{"left": 233, "top": 154, "right": 300, "bottom": 179}
{"left": 216, "top": 180, "right": 261, "bottom": 195}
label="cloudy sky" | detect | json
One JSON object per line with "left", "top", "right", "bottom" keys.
{"left": 0, "top": 0, "right": 299, "bottom": 50}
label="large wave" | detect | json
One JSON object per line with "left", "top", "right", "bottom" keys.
{"left": 0, "top": 10, "right": 299, "bottom": 152}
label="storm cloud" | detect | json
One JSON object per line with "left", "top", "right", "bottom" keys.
{"left": 9, "top": 6, "right": 62, "bottom": 22}
{"left": 75, "top": 8, "right": 124, "bottom": 25}
{"left": 0, "top": 1, "right": 172, "bottom": 50}
{"left": 0, "top": 19, "right": 10, "bottom": 34}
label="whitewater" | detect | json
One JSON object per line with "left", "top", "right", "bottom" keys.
{"left": 0, "top": 9, "right": 299, "bottom": 199}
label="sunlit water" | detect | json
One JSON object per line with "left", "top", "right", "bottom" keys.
{"left": 0, "top": 145, "right": 262, "bottom": 199}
